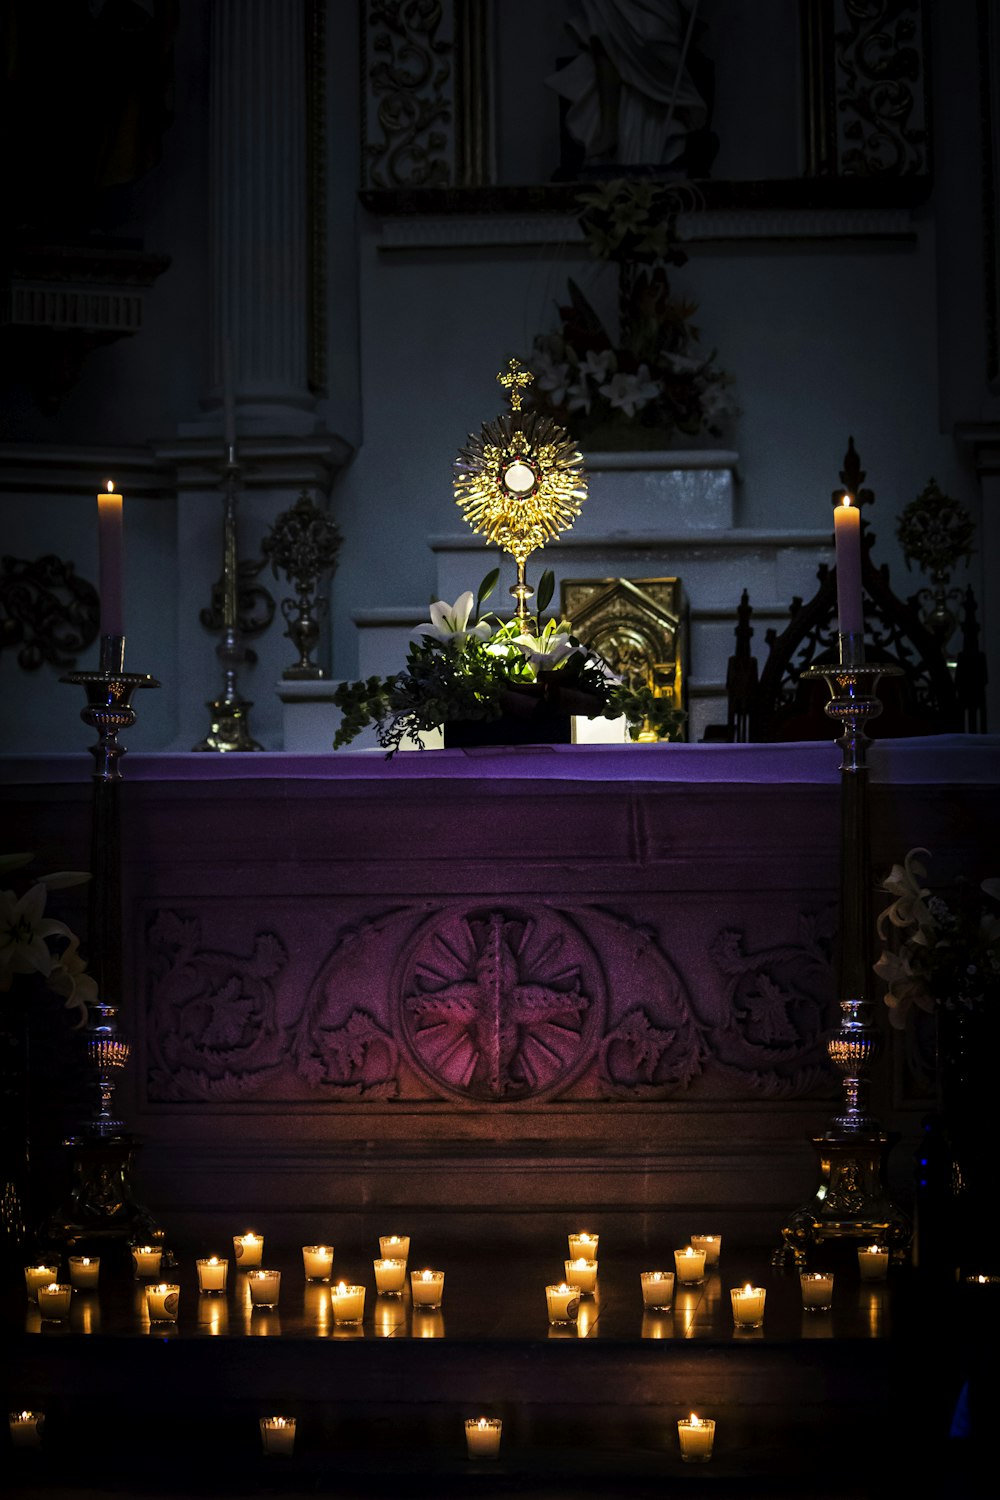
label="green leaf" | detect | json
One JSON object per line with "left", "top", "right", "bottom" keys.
{"left": 536, "top": 569, "right": 555, "bottom": 614}
{"left": 476, "top": 568, "right": 500, "bottom": 611}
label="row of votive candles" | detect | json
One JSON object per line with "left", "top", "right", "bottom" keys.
{"left": 547, "top": 1232, "right": 723, "bottom": 1326}
{"left": 10, "top": 1408, "right": 714, "bottom": 1465}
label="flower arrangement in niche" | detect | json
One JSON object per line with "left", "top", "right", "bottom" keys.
{"left": 874, "top": 848, "right": 1000, "bottom": 1030}
{"left": 0, "top": 853, "right": 96, "bottom": 1024}
{"left": 523, "top": 178, "right": 738, "bottom": 448}
{"left": 331, "top": 569, "right": 686, "bottom": 758}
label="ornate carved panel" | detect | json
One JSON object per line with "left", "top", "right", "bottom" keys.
{"left": 560, "top": 578, "right": 687, "bottom": 741}
{"left": 0, "top": 555, "right": 99, "bottom": 670}
{"left": 361, "top": 0, "right": 493, "bottom": 190}
{"left": 143, "top": 898, "right": 834, "bottom": 1106}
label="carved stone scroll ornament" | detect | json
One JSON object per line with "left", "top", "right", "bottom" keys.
{"left": 145, "top": 912, "right": 289, "bottom": 1101}
{"left": 0, "top": 554, "right": 99, "bottom": 670}
{"left": 707, "top": 910, "right": 838, "bottom": 1097}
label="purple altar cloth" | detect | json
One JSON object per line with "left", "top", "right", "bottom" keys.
{"left": 3, "top": 733, "right": 997, "bottom": 785}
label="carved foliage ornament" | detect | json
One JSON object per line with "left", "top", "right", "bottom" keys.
{"left": 833, "top": 0, "right": 929, "bottom": 176}
{"left": 0, "top": 554, "right": 99, "bottom": 670}
{"left": 363, "top": 0, "right": 454, "bottom": 189}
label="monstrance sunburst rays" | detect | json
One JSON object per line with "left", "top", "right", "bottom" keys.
{"left": 453, "top": 359, "right": 588, "bottom": 625}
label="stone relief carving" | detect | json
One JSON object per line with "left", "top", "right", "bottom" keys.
{"left": 146, "top": 911, "right": 289, "bottom": 1102}
{"left": 399, "top": 908, "right": 602, "bottom": 1102}
{"left": 143, "top": 901, "right": 833, "bottom": 1105}
{"left": 833, "top": 0, "right": 929, "bottom": 177}
{"left": 707, "top": 909, "right": 837, "bottom": 1097}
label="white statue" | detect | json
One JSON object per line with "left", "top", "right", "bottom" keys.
{"left": 547, "top": 0, "right": 709, "bottom": 168}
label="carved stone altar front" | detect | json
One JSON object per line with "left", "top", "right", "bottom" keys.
{"left": 4, "top": 738, "right": 995, "bottom": 1248}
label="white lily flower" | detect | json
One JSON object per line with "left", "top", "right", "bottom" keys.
{"left": 513, "top": 632, "right": 581, "bottom": 670}
{"left": 415, "top": 591, "right": 492, "bottom": 644}
{"left": 0, "top": 882, "right": 74, "bottom": 990}
{"left": 599, "top": 364, "right": 660, "bottom": 418}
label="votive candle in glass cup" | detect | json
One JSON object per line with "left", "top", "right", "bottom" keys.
{"left": 36, "top": 1283, "right": 72, "bottom": 1320}
{"left": 545, "top": 1282, "right": 581, "bottom": 1324}
{"left": 330, "top": 1281, "right": 366, "bottom": 1323}
{"left": 196, "top": 1256, "right": 229, "bottom": 1294}
{"left": 233, "top": 1232, "right": 264, "bottom": 1269}
{"left": 564, "top": 1258, "right": 598, "bottom": 1294}
{"left": 689, "top": 1234, "right": 722, "bottom": 1267}
{"left": 9, "top": 1411, "right": 44, "bottom": 1448}
{"left": 373, "top": 1257, "right": 407, "bottom": 1295}
{"left": 145, "top": 1282, "right": 180, "bottom": 1322}
{"left": 678, "top": 1414, "right": 715, "bottom": 1462}
{"left": 674, "top": 1246, "right": 707, "bottom": 1285}
{"left": 260, "top": 1416, "right": 296, "bottom": 1455}
{"left": 302, "top": 1244, "right": 334, "bottom": 1281}
{"left": 24, "top": 1264, "right": 60, "bottom": 1302}
{"left": 567, "top": 1231, "right": 599, "bottom": 1261}
{"left": 640, "top": 1270, "right": 675, "bottom": 1310}
{"left": 68, "top": 1256, "right": 100, "bottom": 1291}
{"left": 730, "top": 1283, "right": 766, "bottom": 1328}
{"left": 247, "top": 1269, "right": 281, "bottom": 1308}
{"left": 857, "top": 1245, "right": 889, "bottom": 1281}
{"left": 465, "top": 1417, "right": 502, "bottom": 1460}
{"left": 379, "top": 1234, "right": 409, "bottom": 1261}
{"left": 800, "top": 1270, "right": 835, "bottom": 1311}
{"left": 131, "top": 1244, "right": 162, "bottom": 1279}
{"left": 410, "top": 1269, "right": 445, "bottom": 1308}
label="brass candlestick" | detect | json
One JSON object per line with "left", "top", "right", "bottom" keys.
{"left": 775, "top": 632, "right": 912, "bottom": 1265}
{"left": 194, "top": 444, "right": 262, "bottom": 751}
{"left": 48, "top": 635, "right": 163, "bottom": 1254}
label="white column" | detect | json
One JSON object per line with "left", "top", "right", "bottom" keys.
{"left": 210, "top": 0, "right": 314, "bottom": 434}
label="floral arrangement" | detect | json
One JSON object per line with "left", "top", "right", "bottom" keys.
{"left": 523, "top": 178, "right": 737, "bottom": 448}
{"left": 874, "top": 848, "right": 1000, "bottom": 1030}
{"left": 0, "top": 853, "right": 96, "bottom": 1024}
{"left": 332, "top": 570, "right": 685, "bottom": 758}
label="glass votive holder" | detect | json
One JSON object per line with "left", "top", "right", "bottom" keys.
{"left": 857, "top": 1245, "right": 889, "bottom": 1281}
{"left": 247, "top": 1269, "right": 281, "bottom": 1308}
{"left": 730, "top": 1284, "right": 766, "bottom": 1329}
{"left": 379, "top": 1234, "right": 409, "bottom": 1261}
{"left": 410, "top": 1268, "right": 445, "bottom": 1308}
{"left": 330, "top": 1282, "right": 366, "bottom": 1323}
{"left": 800, "top": 1270, "right": 835, "bottom": 1311}
{"left": 373, "top": 1257, "right": 407, "bottom": 1295}
{"left": 640, "top": 1270, "right": 675, "bottom": 1310}
{"left": 545, "top": 1282, "right": 581, "bottom": 1324}
{"left": 678, "top": 1414, "right": 715, "bottom": 1462}
{"left": 145, "top": 1283, "right": 180, "bottom": 1323}
{"left": 131, "top": 1244, "right": 162, "bottom": 1279}
{"left": 567, "top": 1231, "right": 599, "bottom": 1261}
{"left": 689, "top": 1234, "right": 722, "bottom": 1267}
{"left": 9, "top": 1410, "right": 44, "bottom": 1449}
{"left": 564, "top": 1258, "right": 598, "bottom": 1294}
{"left": 24, "top": 1265, "right": 60, "bottom": 1302}
{"left": 233, "top": 1232, "right": 264, "bottom": 1268}
{"left": 674, "top": 1247, "right": 707, "bottom": 1285}
{"left": 302, "top": 1244, "right": 334, "bottom": 1281}
{"left": 260, "top": 1416, "right": 296, "bottom": 1455}
{"left": 196, "top": 1256, "right": 229, "bottom": 1293}
{"left": 68, "top": 1256, "right": 100, "bottom": 1291}
{"left": 465, "top": 1417, "right": 502, "bottom": 1460}
{"left": 36, "top": 1283, "right": 72, "bottom": 1320}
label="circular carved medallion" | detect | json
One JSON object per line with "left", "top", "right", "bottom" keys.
{"left": 397, "top": 907, "right": 606, "bottom": 1103}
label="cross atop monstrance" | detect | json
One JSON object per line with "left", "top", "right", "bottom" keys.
{"left": 453, "top": 358, "right": 588, "bottom": 626}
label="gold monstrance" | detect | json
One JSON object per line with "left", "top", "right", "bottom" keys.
{"left": 453, "top": 359, "right": 588, "bottom": 626}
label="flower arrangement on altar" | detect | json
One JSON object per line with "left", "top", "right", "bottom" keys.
{"left": 874, "top": 847, "right": 1000, "bottom": 1030}
{"left": 0, "top": 853, "right": 95, "bottom": 1023}
{"left": 332, "top": 569, "right": 685, "bottom": 758}
{"left": 523, "top": 178, "right": 737, "bottom": 449}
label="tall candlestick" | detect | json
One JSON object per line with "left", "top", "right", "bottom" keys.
{"left": 97, "top": 481, "right": 124, "bottom": 637}
{"left": 222, "top": 338, "right": 236, "bottom": 451}
{"left": 833, "top": 494, "right": 863, "bottom": 635}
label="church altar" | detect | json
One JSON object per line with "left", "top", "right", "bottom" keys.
{"left": 3, "top": 735, "right": 996, "bottom": 1253}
